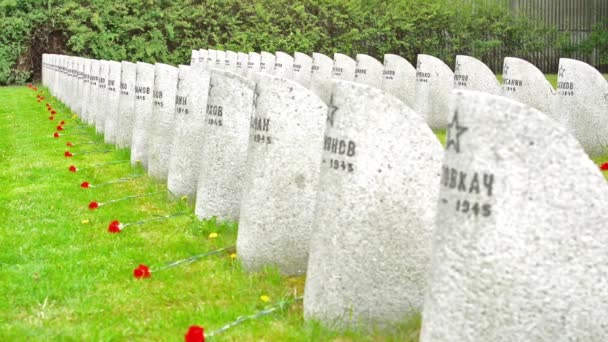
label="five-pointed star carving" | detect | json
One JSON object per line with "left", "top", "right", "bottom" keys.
{"left": 558, "top": 66, "right": 566, "bottom": 78}
{"left": 327, "top": 95, "right": 338, "bottom": 127}
{"left": 417, "top": 60, "right": 422, "bottom": 70}
{"left": 455, "top": 61, "right": 461, "bottom": 72}
{"left": 446, "top": 110, "right": 469, "bottom": 153}
{"left": 503, "top": 64, "right": 509, "bottom": 75}
{"left": 252, "top": 85, "right": 260, "bottom": 108}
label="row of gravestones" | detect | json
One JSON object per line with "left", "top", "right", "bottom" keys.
{"left": 41, "top": 51, "right": 608, "bottom": 340}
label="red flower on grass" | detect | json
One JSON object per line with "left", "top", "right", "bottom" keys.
{"left": 60, "top": 120, "right": 65, "bottom": 125}
{"left": 49, "top": 116, "right": 54, "bottom": 120}
{"left": 599, "top": 163, "right": 608, "bottom": 171}
{"left": 56, "top": 125, "right": 64, "bottom": 131}
{"left": 185, "top": 325, "right": 205, "bottom": 342}
{"left": 37, "top": 99, "right": 41, "bottom": 103}
{"left": 88, "top": 201, "right": 99, "bottom": 210}
{"left": 64, "top": 151, "right": 73, "bottom": 157}
{"left": 69, "top": 165, "right": 78, "bottom": 172}
{"left": 133, "top": 264, "right": 151, "bottom": 279}
{"left": 27, "top": 83, "right": 32, "bottom": 88}
{"left": 81, "top": 182, "right": 90, "bottom": 189}
{"left": 53, "top": 132, "right": 60, "bottom": 138}
{"left": 108, "top": 220, "right": 122, "bottom": 233}
{"left": 51, "top": 110, "right": 57, "bottom": 115}
{"left": 66, "top": 142, "right": 73, "bottom": 147}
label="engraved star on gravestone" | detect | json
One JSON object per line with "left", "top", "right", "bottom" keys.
{"left": 501, "top": 57, "right": 555, "bottom": 116}
{"left": 414, "top": 54, "right": 454, "bottom": 129}
{"left": 453, "top": 55, "right": 500, "bottom": 95}
{"left": 381, "top": 54, "right": 416, "bottom": 109}
{"left": 354, "top": 54, "right": 383, "bottom": 88}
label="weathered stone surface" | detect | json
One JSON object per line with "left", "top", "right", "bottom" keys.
{"left": 147, "top": 63, "right": 179, "bottom": 180}
{"left": 94, "top": 60, "right": 110, "bottom": 134}
{"left": 260, "top": 51, "right": 275, "bottom": 74}
{"left": 246, "top": 52, "right": 261, "bottom": 81}
{"left": 198, "top": 49, "right": 207, "bottom": 64}
{"left": 304, "top": 80, "right": 442, "bottom": 331}
{"left": 453, "top": 55, "right": 500, "bottom": 94}
{"left": 292, "top": 52, "right": 313, "bottom": 87}
{"left": 190, "top": 50, "right": 199, "bottom": 65}
{"left": 206, "top": 49, "right": 216, "bottom": 65}
{"left": 74, "top": 57, "right": 85, "bottom": 116}
{"left": 310, "top": 52, "right": 334, "bottom": 103}
{"left": 420, "top": 90, "right": 608, "bottom": 342}
{"left": 116, "top": 61, "right": 137, "bottom": 148}
{"left": 130, "top": 62, "right": 155, "bottom": 168}
{"left": 354, "top": 54, "right": 383, "bottom": 88}
{"left": 237, "top": 74, "right": 327, "bottom": 275}
{"left": 215, "top": 50, "right": 226, "bottom": 70}
{"left": 195, "top": 69, "right": 255, "bottom": 220}
{"left": 501, "top": 57, "right": 555, "bottom": 115}
{"left": 166, "top": 65, "right": 211, "bottom": 200}
{"left": 237, "top": 52, "right": 249, "bottom": 76}
{"left": 80, "top": 58, "right": 92, "bottom": 122}
{"left": 225, "top": 50, "right": 238, "bottom": 72}
{"left": 331, "top": 53, "right": 356, "bottom": 81}
{"left": 414, "top": 54, "right": 454, "bottom": 130}
{"left": 103, "top": 60, "right": 122, "bottom": 143}
{"left": 554, "top": 58, "right": 608, "bottom": 157}
{"left": 381, "top": 54, "right": 416, "bottom": 109}
{"left": 85, "top": 60, "right": 100, "bottom": 125}
{"left": 273, "top": 51, "right": 294, "bottom": 79}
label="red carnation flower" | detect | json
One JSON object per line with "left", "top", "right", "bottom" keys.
{"left": 47, "top": 107, "right": 51, "bottom": 111}
{"left": 51, "top": 110, "right": 57, "bottom": 115}
{"left": 133, "top": 264, "right": 151, "bottom": 279}
{"left": 37, "top": 99, "right": 41, "bottom": 103}
{"left": 53, "top": 132, "right": 60, "bottom": 138}
{"left": 184, "top": 325, "right": 205, "bottom": 342}
{"left": 69, "top": 165, "right": 77, "bottom": 172}
{"left": 66, "top": 142, "right": 73, "bottom": 147}
{"left": 56, "top": 125, "right": 64, "bottom": 131}
{"left": 27, "top": 83, "right": 32, "bottom": 88}
{"left": 49, "top": 116, "right": 54, "bottom": 120}
{"left": 108, "top": 220, "right": 122, "bottom": 233}
{"left": 60, "top": 120, "right": 65, "bottom": 125}
{"left": 601, "top": 163, "right": 608, "bottom": 171}
{"left": 88, "top": 201, "right": 99, "bottom": 210}
{"left": 65, "top": 151, "right": 73, "bottom": 157}
{"left": 81, "top": 182, "right": 90, "bottom": 189}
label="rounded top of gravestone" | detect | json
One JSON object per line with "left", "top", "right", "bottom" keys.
{"left": 333, "top": 53, "right": 354, "bottom": 64}
{"left": 354, "top": 53, "right": 383, "bottom": 87}
{"left": 313, "top": 52, "right": 332, "bottom": 64}
{"left": 136, "top": 61, "right": 153, "bottom": 67}
{"left": 155, "top": 63, "right": 177, "bottom": 72}
{"left": 294, "top": 52, "right": 311, "bottom": 60}
{"left": 454, "top": 55, "right": 500, "bottom": 94}
{"left": 383, "top": 54, "right": 415, "bottom": 69}
{"left": 121, "top": 61, "right": 136, "bottom": 67}
{"left": 417, "top": 54, "right": 452, "bottom": 73}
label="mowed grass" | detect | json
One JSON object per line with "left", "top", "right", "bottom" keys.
{"left": 0, "top": 86, "right": 421, "bottom": 341}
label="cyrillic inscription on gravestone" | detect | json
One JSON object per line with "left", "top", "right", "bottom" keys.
{"left": 354, "top": 54, "right": 383, "bottom": 88}
{"left": 501, "top": 57, "right": 555, "bottom": 116}
{"left": 553, "top": 58, "right": 608, "bottom": 157}
{"left": 381, "top": 54, "right": 416, "bottom": 109}
{"left": 191, "top": 50, "right": 199, "bottom": 65}
{"left": 304, "top": 81, "right": 442, "bottom": 331}
{"left": 198, "top": 49, "right": 207, "bottom": 64}
{"left": 215, "top": 50, "right": 226, "bottom": 70}
{"left": 309, "top": 52, "right": 334, "bottom": 104}
{"left": 331, "top": 53, "right": 356, "bottom": 81}
{"left": 130, "top": 62, "right": 155, "bottom": 168}
{"left": 195, "top": 69, "right": 255, "bottom": 221}
{"left": 80, "top": 58, "right": 92, "bottom": 122}
{"left": 237, "top": 52, "right": 249, "bottom": 76}
{"left": 167, "top": 65, "right": 211, "bottom": 201}
{"left": 94, "top": 60, "right": 110, "bottom": 134}
{"left": 273, "top": 51, "right": 294, "bottom": 79}
{"left": 207, "top": 49, "right": 217, "bottom": 66}
{"left": 116, "top": 61, "right": 137, "bottom": 148}
{"left": 246, "top": 52, "right": 261, "bottom": 81}
{"left": 86, "top": 60, "right": 100, "bottom": 125}
{"left": 103, "top": 61, "right": 122, "bottom": 144}
{"left": 147, "top": 63, "right": 179, "bottom": 180}
{"left": 292, "top": 52, "right": 313, "bottom": 87}
{"left": 453, "top": 55, "right": 500, "bottom": 94}
{"left": 420, "top": 90, "right": 608, "bottom": 342}
{"left": 225, "top": 50, "right": 237, "bottom": 72}
{"left": 414, "top": 54, "right": 454, "bottom": 129}
{"left": 237, "top": 74, "right": 327, "bottom": 275}
{"left": 260, "top": 51, "right": 276, "bottom": 74}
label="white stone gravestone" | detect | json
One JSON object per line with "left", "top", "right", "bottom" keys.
{"left": 116, "top": 61, "right": 137, "bottom": 148}
{"left": 414, "top": 54, "right": 454, "bottom": 130}
{"left": 86, "top": 60, "right": 100, "bottom": 125}
{"left": 148, "top": 63, "right": 179, "bottom": 180}
{"left": 453, "top": 55, "right": 500, "bottom": 94}
{"left": 501, "top": 57, "right": 555, "bottom": 115}
{"left": 304, "top": 80, "right": 442, "bottom": 331}
{"left": 381, "top": 54, "right": 416, "bottom": 109}
{"left": 554, "top": 58, "right": 608, "bottom": 157}
{"left": 131, "top": 62, "right": 155, "bottom": 168}
{"left": 331, "top": 53, "right": 356, "bottom": 81}
{"left": 292, "top": 52, "right": 313, "bottom": 87}
{"left": 198, "top": 49, "right": 207, "bottom": 64}
{"left": 237, "top": 74, "right": 328, "bottom": 275}
{"left": 191, "top": 50, "right": 199, "bottom": 65}
{"left": 354, "top": 54, "right": 383, "bottom": 88}
{"left": 80, "top": 58, "right": 92, "bottom": 122}
{"left": 215, "top": 50, "right": 226, "bottom": 70}
{"left": 95, "top": 60, "right": 110, "bottom": 134}
{"left": 195, "top": 69, "right": 255, "bottom": 220}
{"left": 310, "top": 52, "right": 334, "bottom": 103}
{"left": 246, "top": 52, "right": 261, "bottom": 81}
{"left": 259, "top": 51, "right": 275, "bottom": 74}
{"left": 103, "top": 60, "right": 122, "bottom": 143}
{"left": 237, "top": 52, "right": 249, "bottom": 76}
{"left": 273, "top": 51, "right": 294, "bottom": 79}
{"left": 225, "top": 50, "right": 237, "bottom": 72}
{"left": 167, "top": 65, "right": 211, "bottom": 200}
{"left": 420, "top": 89, "right": 608, "bottom": 342}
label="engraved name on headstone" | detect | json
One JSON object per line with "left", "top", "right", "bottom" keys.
{"left": 225, "top": 50, "right": 238, "bottom": 72}
{"left": 237, "top": 52, "right": 249, "bottom": 76}
{"left": 381, "top": 54, "right": 416, "bottom": 109}
{"left": 501, "top": 57, "right": 555, "bottom": 115}
{"left": 292, "top": 52, "right": 313, "bottom": 87}
{"left": 198, "top": 49, "right": 208, "bottom": 64}
{"left": 116, "top": 61, "right": 137, "bottom": 148}
{"left": 331, "top": 53, "right": 356, "bottom": 81}
{"left": 215, "top": 50, "right": 226, "bottom": 70}
{"left": 309, "top": 52, "right": 334, "bottom": 103}
{"left": 103, "top": 60, "right": 122, "bottom": 143}
{"left": 273, "top": 51, "right": 294, "bottom": 79}
{"left": 260, "top": 51, "right": 276, "bottom": 74}
{"left": 246, "top": 52, "right": 261, "bottom": 81}
{"left": 130, "top": 62, "right": 155, "bottom": 168}
{"left": 95, "top": 60, "right": 110, "bottom": 134}
{"left": 86, "top": 60, "right": 100, "bottom": 125}
{"left": 414, "top": 54, "right": 454, "bottom": 129}
{"left": 453, "top": 55, "right": 500, "bottom": 94}
{"left": 354, "top": 54, "right": 384, "bottom": 88}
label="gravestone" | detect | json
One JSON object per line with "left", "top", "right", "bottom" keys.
{"left": 414, "top": 54, "right": 454, "bottom": 130}
{"left": 207, "top": 49, "right": 217, "bottom": 66}
{"left": 198, "top": 49, "right": 207, "bottom": 64}
{"left": 309, "top": 52, "right": 334, "bottom": 103}
{"left": 354, "top": 54, "right": 383, "bottom": 88}
{"left": 292, "top": 52, "right": 313, "bottom": 87}
{"left": 74, "top": 57, "right": 85, "bottom": 116}
{"left": 381, "top": 54, "right": 416, "bottom": 109}
{"left": 225, "top": 50, "right": 237, "bottom": 72}
{"left": 553, "top": 58, "right": 608, "bottom": 157}
{"left": 191, "top": 50, "right": 199, "bottom": 65}
{"left": 236, "top": 73, "right": 328, "bottom": 275}
{"left": 420, "top": 90, "right": 608, "bottom": 342}
{"left": 167, "top": 65, "right": 211, "bottom": 200}
{"left": 215, "top": 50, "right": 226, "bottom": 70}
{"left": 237, "top": 52, "right": 249, "bottom": 76}
{"left": 116, "top": 61, "right": 137, "bottom": 148}
{"left": 246, "top": 52, "right": 261, "bottom": 80}
{"left": 260, "top": 51, "right": 275, "bottom": 74}
{"left": 195, "top": 69, "right": 255, "bottom": 220}
{"left": 453, "top": 55, "right": 500, "bottom": 94}
{"left": 80, "top": 58, "right": 92, "bottom": 121}
{"left": 131, "top": 62, "right": 155, "bottom": 168}
{"left": 103, "top": 61, "right": 122, "bottom": 143}
{"left": 304, "top": 81, "right": 442, "bottom": 331}
{"left": 331, "top": 53, "right": 356, "bottom": 81}
{"left": 501, "top": 57, "right": 555, "bottom": 115}
{"left": 86, "top": 60, "right": 100, "bottom": 125}
{"left": 94, "top": 60, "right": 110, "bottom": 134}
{"left": 148, "top": 63, "right": 179, "bottom": 180}
{"left": 273, "top": 51, "right": 294, "bottom": 79}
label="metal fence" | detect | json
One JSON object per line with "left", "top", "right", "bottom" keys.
{"left": 477, "top": 0, "right": 608, "bottom": 73}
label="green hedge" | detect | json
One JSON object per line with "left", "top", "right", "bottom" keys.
{"left": 0, "top": 0, "right": 567, "bottom": 85}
